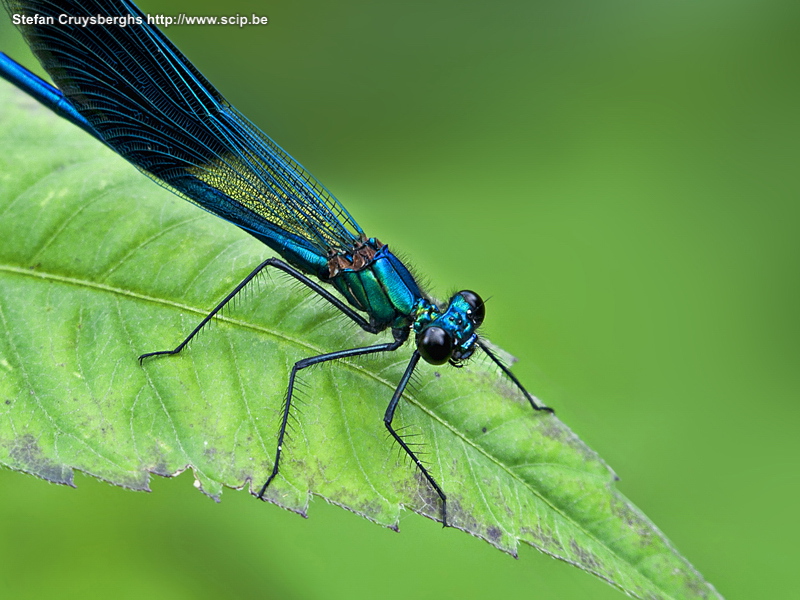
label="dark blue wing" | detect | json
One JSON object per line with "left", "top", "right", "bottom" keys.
{"left": 3, "top": 0, "right": 363, "bottom": 258}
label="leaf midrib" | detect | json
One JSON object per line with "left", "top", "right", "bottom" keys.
{"left": 0, "top": 261, "right": 664, "bottom": 596}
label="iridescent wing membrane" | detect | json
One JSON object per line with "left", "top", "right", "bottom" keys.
{"left": 1, "top": 0, "right": 558, "bottom": 529}
{"left": 5, "top": 0, "right": 363, "bottom": 275}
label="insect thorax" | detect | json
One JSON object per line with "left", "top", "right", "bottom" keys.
{"left": 327, "top": 238, "right": 423, "bottom": 330}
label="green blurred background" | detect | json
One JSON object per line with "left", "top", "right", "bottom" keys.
{"left": 1, "top": 0, "right": 798, "bottom": 598}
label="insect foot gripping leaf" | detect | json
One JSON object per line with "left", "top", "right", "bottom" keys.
{"left": 0, "top": 82, "right": 722, "bottom": 600}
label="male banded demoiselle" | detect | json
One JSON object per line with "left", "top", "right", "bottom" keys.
{"left": 0, "top": 0, "right": 552, "bottom": 526}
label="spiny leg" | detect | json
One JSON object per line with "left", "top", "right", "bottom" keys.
{"left": 257, "top": 331, "right": 409, "bottom": 499}
{"left": 477, "top": 340, "right": 554, "bottom": 413}
{"left": 384, "top": 351, "right": 448, "bottom": 527}
{"left": 139, "top": 257, "right": 381, "bottom": 363}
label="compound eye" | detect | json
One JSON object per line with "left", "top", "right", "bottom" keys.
{"left": 458, "top": 290, "right": 485, "bottom": 327}
{"left": 416, "top": 326, "right": 454, "bottom": 365}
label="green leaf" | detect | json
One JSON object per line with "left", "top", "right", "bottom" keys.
{"left": 0, "top": 82, "right": 721, "bottom": 600}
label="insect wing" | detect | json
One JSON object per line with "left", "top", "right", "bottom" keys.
{"left": 4, "top": 0, "right": 363, "bottom": 253}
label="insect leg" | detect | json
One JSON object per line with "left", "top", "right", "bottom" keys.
{"left": 383, "top": 351, "right": 448, "bottom": 526}
{"left": 258, "top": 331, "right": 409, "bottom": 499}
{"left": 139, "top": 257, "right": 381, "bottom": 362}
{"left": 477, "top": 340, "right": 554, "bottom": 413}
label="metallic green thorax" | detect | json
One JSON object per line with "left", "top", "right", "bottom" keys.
{"left": 328, "top": 238, "right": 479, "bottom": 360}
{"left": 327, "top": 238, "right": 422, "bottom": 329}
